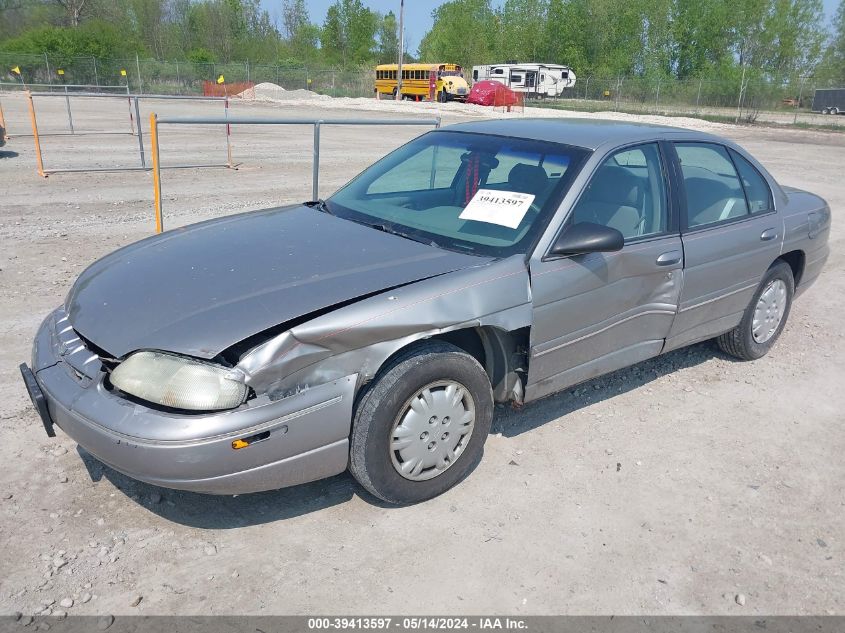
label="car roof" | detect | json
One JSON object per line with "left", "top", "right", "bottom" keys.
{"left": 442, "top": 118, "right": 723, "bottom": 151}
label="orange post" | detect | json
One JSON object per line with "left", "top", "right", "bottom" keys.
{"left": 0, "top": 99, "right": 7, "bottom": 137}
{"left": 26, "top": 92, "right": 46, "bottom": 177}
{"left": 149, "top": 112, "right": 163, "bottom": 233}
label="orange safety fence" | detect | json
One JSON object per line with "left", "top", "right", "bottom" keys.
{"left": 202, "top": 80, "right": 254, "bottom": 97}
{"left": 493, "top": 89, "right": 524, "bottom": 114}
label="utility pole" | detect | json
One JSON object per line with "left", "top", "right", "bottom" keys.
{"left": 395, "top": 0, "right": 404, "bottom": 101}
{"left": 136, "top": 53, "right": 143, "bottom": 95}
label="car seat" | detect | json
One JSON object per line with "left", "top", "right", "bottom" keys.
{"left": 573, "top": 165, "right": 643, "bottom": 238}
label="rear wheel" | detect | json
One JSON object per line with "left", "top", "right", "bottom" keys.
{"left": 349, "top": 341, "right": 494, "bottom": 504}
{"left": 716, "top": 261, "right": 794, "bottom": 360}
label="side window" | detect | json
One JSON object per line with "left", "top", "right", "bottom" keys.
{"left": 675, "top": 142, "right": 749, "bottom": 228}
{"left": 730, "top": 150, "right": 773, "bottom": 214}
{"left": 571, "top": 143, "right": 668, "bottom": 240}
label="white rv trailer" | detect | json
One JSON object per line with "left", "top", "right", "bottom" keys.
{"left": 471, "top": 63, "right": 576, "bottom": 97}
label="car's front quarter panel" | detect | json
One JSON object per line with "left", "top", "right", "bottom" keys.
{"left": 29, "top": 308, "right": 357, "bottom": 494}
{"left": 236, "top": 255, "right": 532, "bottom": 401}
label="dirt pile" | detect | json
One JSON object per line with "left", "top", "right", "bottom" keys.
{"left": 237, "top": 82, "right": 329, "bottom": 102}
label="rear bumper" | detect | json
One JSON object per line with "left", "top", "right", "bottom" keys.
{"left": 25, "top": 308, "right": 356, "bottom": 494}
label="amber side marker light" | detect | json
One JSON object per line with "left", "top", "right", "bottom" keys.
{"left": 231, "top": 430, "right": 271, "bottom": 450}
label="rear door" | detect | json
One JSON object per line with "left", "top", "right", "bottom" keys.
{"left": 526, "top": 142, "right": 683, "bottom": 402}
{"left": 664, "top": 141, "right": 781, "bottom": 352}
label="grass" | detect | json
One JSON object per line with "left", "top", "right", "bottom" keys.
{"left": 789, "top": 120, "right": 845, "bottom": 132}
{"left": 526, "top": 99, "right": 845, "bottom": 133}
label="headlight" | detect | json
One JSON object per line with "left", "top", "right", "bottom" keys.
{"left": 110, "top": 351, "right": 247, "bottom": 411}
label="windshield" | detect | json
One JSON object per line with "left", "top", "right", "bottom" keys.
{"left": 327, "top": 131, "right": 589, "bottom": 257}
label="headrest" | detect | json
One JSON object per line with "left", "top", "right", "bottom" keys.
{"left": 508, "top": 163, "right": 548, "bottom": 196}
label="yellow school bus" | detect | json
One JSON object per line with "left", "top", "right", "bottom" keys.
{"left": 375, "top": 63, "right": 469, "bottom": 102}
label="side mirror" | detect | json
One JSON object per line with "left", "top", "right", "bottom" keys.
{"left": 548, "top": 222, "right": 624, "bottom": 257}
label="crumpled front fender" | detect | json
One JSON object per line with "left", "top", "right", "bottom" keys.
{"left": 237, "top": 255, "right": 532, "bottom": 400}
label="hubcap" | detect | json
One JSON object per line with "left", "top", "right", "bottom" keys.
{"left": 752, "top": 279, "right": 787, "bottom": 343}
{"left": 390, "top": 380, "right": 475, "bottom": 481}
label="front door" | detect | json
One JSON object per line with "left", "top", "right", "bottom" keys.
{"left": 664, "top": 141, "right": 782, "bottom": 352}
{"left": 526, "top": 142, "right": 682, "bottom": 402}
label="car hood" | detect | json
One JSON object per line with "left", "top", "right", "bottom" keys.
{"left": 67, "top": 205, "right": 491, "bottom": 359}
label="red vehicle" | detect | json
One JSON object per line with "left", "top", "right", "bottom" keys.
{"left": 467, "top": 80, "right": 521, "bottom": 107}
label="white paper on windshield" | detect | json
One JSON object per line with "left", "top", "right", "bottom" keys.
{"left": 459, "top": 189, "right": 535, "bottom": 229}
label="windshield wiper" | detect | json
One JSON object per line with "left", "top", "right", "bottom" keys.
{"left": 367, "top": 222, "right": 439, "bottom": 248}
{"left": 306, "top": 198, "right": 334, "bottom": 216}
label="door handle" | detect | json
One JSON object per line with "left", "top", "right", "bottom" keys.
{"left": 760, "top": 228, "right": 778, "bottom": 241}
{"left": 655, "top": 250, "right": 682, "bottom": 266}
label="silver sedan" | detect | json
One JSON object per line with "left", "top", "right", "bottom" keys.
{"left": 21, "top": 119, "right": 831, "bottom": 504}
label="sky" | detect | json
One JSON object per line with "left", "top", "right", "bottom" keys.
{"left": 260, "top": 0, "right": 841, "bottom": 56}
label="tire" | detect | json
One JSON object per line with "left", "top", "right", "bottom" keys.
{"left": 349, "top": 341, "right": 494, "bottom": 504}
{"left": 832, "top": 107, "right": 840, "bottom": 115}
{"left": 716, "top": 261, "right": 794, "bottom": 361}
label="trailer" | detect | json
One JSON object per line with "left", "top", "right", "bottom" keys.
{"left": 471, "top": 63, "right": 576, "bottom": 98}
{"left": 812, "top": 88, "right": 845, "bottom": 114}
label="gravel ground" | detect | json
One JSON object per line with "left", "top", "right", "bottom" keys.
{"left": 0, "top": 92, "right": 842, "bottom": 616}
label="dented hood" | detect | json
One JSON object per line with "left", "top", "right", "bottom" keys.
{"left": 67, "top": 205, "right": 491, "bottom": 359}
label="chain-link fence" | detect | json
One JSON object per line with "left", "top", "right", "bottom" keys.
{"left": 2, "top": 52, "right": 843, "bottom": 126}
{"left": 534, "top": 75, "right": 845, "bottom": 127}
{"left": 0, "top": 52, "right": 376, "bottom": 98}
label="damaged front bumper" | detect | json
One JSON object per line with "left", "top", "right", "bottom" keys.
{"left": 22, "top": 308, "right": 356, "bottom": 494}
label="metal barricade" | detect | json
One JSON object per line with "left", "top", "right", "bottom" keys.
{"left": 149, "top": 114, "right": 441, "bottom": 233}
{"left": 24, "top": 92, "right": 229, "bottom": 175}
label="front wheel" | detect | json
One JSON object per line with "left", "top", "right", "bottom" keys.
{"left": 716, "top": 261, "right": 794, "bottom": 360}
{"left": 349, "top": 341, "right": 494, "bottom": 504}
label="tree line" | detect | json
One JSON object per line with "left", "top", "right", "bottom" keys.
{"left": 0, "top": 0, "right": 843, "bottom": 83}
{"left": 419, "top": 0, "right": 845, "bottom": 83}
{"left": 0, "top": 0, "right": 400, "bottom": 68}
